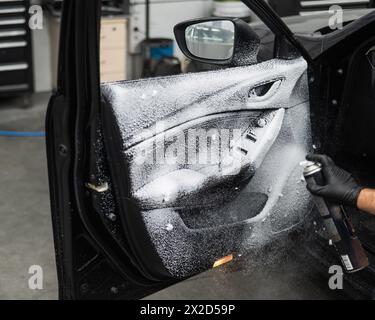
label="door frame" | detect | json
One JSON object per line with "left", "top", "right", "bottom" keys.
{"left": 46, "top": 0, "right": 313, "bottom": 299}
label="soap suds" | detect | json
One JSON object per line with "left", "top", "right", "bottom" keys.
{"left": 99, "top": 58, "right": 312, "bottom": 279}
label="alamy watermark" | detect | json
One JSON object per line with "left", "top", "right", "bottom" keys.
{"left": 134, "top": 120, "right": 246, "bottom": 176}
{"left": 328, "top": 5, "right": 344, "bottom": 31}
{"left": 27, "top": 4, "right": 345, "bottom": 32}
{"left": 328, "top": 265, "right": 343, "bottom": 290}
{"left": 29, "top": 5, "right": 44, "bottom": 30}
{"left": 28, "top": 265, "right": 43, "bottom": 290}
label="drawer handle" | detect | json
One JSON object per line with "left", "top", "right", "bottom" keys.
{"left": 0, "top": 41, "right": 27, "bottom": 49}
{"left": 0, "top": 18, "right": 26, "bottom": 26}
{"left": 0, "top": 63, "right": 28, "bottom": 72}
{"left": 0, "top": 29, "right": 26, "bottom": 38}
{"left": 0, "top": 6, "right": 26, "bottom": 14}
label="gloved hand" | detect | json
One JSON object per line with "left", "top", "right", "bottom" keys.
{"left": 306, "top": 154, "right": 364, "bottom": 208}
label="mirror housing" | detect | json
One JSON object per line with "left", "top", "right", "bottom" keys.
{"left": 174, "top": 17, "right": 260, "bottom": 67}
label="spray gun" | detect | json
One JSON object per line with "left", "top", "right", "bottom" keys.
{"left": 303, "top": 162, "right": 369, "bottom": 273}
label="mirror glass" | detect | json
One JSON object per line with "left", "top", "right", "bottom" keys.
{"left": 185, "top": 20, "right": 235, "bottom": 60}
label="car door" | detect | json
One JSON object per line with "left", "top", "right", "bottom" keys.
{"left": 46, "top": 0, "right": 314, "bottom": 300}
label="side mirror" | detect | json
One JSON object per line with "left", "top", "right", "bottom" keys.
{"left": 174, "top": 17, "right": 260, "bottom": 66}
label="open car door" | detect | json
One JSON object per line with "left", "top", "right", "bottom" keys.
{"left": 46, "top": 0, "right": 314, "bottom": 300}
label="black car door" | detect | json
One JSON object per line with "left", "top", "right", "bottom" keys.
{"left": 46, "top": 0, "right": 314, "bottom": 299}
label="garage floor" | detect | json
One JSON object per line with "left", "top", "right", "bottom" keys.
{"left": 0, "top": 93, "right": 57, "bottom": 299}
{"left": 0, "top": 93, "right": 348, "bottom": 300}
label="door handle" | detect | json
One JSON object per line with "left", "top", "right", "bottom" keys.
{"left": 248, "top": 79, "right": 283, "bottom": 101}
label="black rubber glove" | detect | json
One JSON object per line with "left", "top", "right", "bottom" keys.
{"left": 306, "top": 154, "right": 363, "bottom": 207}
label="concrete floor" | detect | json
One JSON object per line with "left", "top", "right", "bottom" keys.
{"left": 147, "top": 228, "right": 348, "bottom": 300}
{"left": 0, "top": 93, "right": 347, "bottom": 300}
{"left": 0, "top": 93, "right": 58, "bottom": 299}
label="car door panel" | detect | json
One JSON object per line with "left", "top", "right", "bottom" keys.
{"left": 101, "top": 58, "right": 308, "bottom": 148}
{"left": 46, "top": 0, "right": 318, "bottom": 299}
{"left": 99, "top": 57, "right": 312, "bottom": 279}
{"left": 130, "top": 109, "right": 284, "bottom": 210}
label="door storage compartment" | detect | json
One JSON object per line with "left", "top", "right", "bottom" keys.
{"left": 179, "top": 192, "right": 268, "bottom": 229}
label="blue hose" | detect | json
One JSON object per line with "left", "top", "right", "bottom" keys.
{"left": 0, "top": 131, "right": 45, "bottom": 137}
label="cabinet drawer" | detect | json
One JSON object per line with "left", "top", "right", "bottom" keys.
{"left": 0, "top": 43, "right": 27, "bottom": 63}
{"left": 0, "top": 28, "right": 26, "bottom": 38}
{"left": 100, "top": 49, "right": 126, "bottom": 73}
{"left": 0, "top": 0, "right": 26, "bottom": 2}
{"left": 0, "top": 17, "right": 26, "bottom": 27}
{"left": 0, "top": 83, "right": 29, "bottom": 94}
{"left": 100, "top": 20, "right": 126, "bottom": 49}
{"left": 0, "top": 5, "right": 26, "bottom": 15}
{"left": 0, "top": 63, "right": 28, "bottom": 86}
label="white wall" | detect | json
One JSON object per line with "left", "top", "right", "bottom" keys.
{"left": 29, "top": 0, "right": 262, "bottom": 91}
{"left": 31, "top": 0, "right": 53, "bottom": 92}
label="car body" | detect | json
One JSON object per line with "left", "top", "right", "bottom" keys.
{"left": 46, "top": 0, "right": 375, "bottom": 299}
